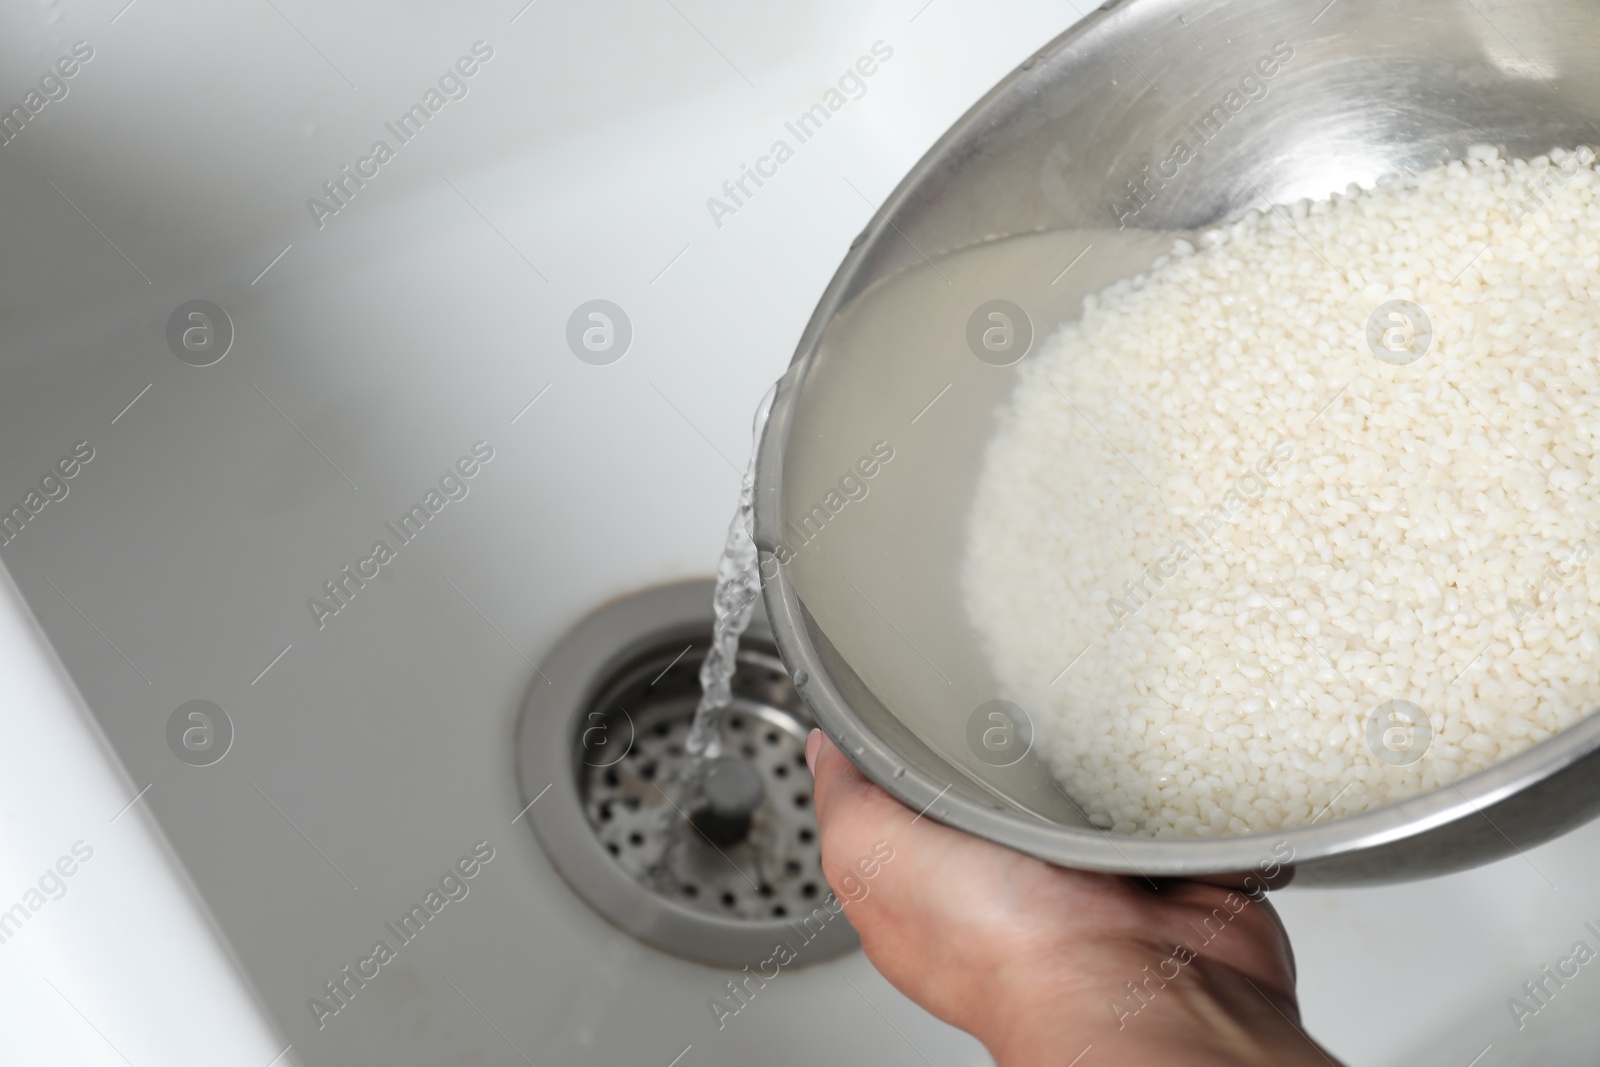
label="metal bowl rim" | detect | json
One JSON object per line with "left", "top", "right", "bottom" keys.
{"left": 750, "top": 0, "right": 1600, "bottom": 876}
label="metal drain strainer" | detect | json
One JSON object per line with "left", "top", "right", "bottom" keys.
{"left": 515, "top": 580, "right": 858, "bottom": 967}
{"left": 581, "top": 653, "right": 826, "bottom": 920}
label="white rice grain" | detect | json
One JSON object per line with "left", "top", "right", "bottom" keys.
{"left": 963, "top": 145, "right": 1600, "bottom": 837}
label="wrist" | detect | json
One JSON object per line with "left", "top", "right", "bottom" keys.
{"left": 967, "top": 961, "right": 1117, "bottom": 1066}
{"left": 975, "top": 959, "right": 1324, "bottom": 1067}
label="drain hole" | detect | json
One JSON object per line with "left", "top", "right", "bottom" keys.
{"left": 519, "top": 590, "right": 856, "bottom": 966}
{"left": 531, "top": 607, "right": 851, "bottom": 959}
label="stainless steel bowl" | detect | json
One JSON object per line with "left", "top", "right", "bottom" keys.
{"left": 753, "top": 0, "right": 1600, "bottom": 884}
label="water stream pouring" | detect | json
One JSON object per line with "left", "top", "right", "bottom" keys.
{"left": 512, "top": 389, "right": 854, "bottom": 967}
{"left": 682, "top": 455, "right": 759, "bottom": 766}
{"left": 680, "top": 383, "right": 780, "bottom": 813}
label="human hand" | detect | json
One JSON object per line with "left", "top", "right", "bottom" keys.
{"left": 805, "top": 730, "right": 1342, "bottom": 1067}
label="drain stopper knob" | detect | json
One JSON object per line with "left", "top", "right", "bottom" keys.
{"left": 691, "top": 756, "right": 765, "bottom": 846}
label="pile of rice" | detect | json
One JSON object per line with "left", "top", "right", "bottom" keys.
{"left": 963, "top": 145, "right": 1600, "bottom": 837}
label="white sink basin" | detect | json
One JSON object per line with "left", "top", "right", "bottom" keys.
{"left": 0, "top": 2, "right": 1596, "bottom": 1064}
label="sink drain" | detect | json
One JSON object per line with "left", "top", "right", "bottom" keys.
{"left": 581, "top": 655, "right": 825, "bottom": 920}
{"left": 515, "top": 580, "right": 857, "bottom": 967}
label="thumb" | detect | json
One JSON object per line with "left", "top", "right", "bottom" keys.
{"left": 806, "top": 730, "right": 920, "bottom": 863}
